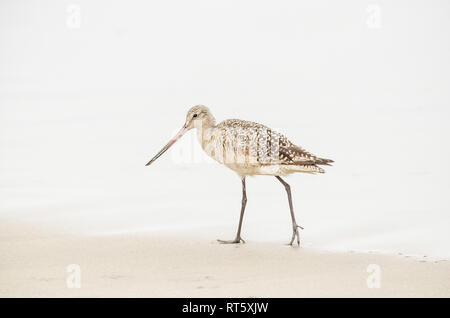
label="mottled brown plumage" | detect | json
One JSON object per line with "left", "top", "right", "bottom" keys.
{"left": 199, "top": 117, "right": 333, "bottom": 177}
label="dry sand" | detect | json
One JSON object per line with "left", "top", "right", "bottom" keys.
{"left": 0, "top": 220, "right": 449, "bottom": 298}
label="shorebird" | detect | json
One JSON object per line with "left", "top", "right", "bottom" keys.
{"left": 146, "top": 105, "right": 333, "bottom": 246}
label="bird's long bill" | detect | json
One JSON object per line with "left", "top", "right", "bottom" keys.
{"left": 145, "top": 125, "right": 190, "bottom": 166}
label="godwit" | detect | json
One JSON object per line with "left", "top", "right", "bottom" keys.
{"left": 146, "top": 105, "right": 333, "bottom": 246}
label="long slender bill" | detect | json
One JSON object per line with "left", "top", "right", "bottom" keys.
{"left": 145, "top": 125, "right": 190, "bottom": 166}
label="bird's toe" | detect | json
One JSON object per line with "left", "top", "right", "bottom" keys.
{"left": 217, "top": 238, "right": 245, "bottom": 244}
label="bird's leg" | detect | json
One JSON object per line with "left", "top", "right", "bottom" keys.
{"left": 218, "top": 177, "right": 247, "bottom": 244}
{"left": 275, "top": 176, "right": 304, "bottom": 246}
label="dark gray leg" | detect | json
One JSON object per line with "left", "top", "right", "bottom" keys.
{"left": 218, "top": 177, "right": 247, "bottom": 244}
{"left": 275, "top": 176, "right": 304, "bottom": 246}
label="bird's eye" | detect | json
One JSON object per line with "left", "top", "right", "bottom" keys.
{"left": 193, "top": 114, "right": 198, "bottom": 118}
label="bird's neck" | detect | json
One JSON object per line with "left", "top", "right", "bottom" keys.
{"left": 204, "top": 115, "right": 216, "bottom": 129}
{"left": 195, "top": 120, "right": 216, "bottom": 148}
{"left": 195, "top": 116, "right": 216, "bottom": 130}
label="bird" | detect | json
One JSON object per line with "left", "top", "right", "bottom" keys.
{"left": 145, "top": 105, "right": 333, "bottom": 246}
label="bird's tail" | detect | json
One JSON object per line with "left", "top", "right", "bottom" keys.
{"left": 315, "top": 157, "right": 334, "bottom": 166}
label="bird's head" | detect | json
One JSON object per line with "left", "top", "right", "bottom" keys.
{"left": 145, "top": 105, "right": 215, "bottom": 166}
{"left": 184, "top": 105, "right": 215, "bottom": 130}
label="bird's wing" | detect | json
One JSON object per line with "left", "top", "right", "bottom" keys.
{"left": 216, "top": 119, "right": 333, "bottom": 166}
{"left": 278, "top": 134, "right": 333, "bottom": 166}
{"left": 278, "top": 137, "right": 318, "bottom": 165}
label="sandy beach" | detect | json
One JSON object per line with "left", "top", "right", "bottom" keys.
{"left": 1, "top": 219, "right": 449, "bottom": 298}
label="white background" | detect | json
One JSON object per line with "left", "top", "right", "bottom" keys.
{"left": 1, "top": 1, "right": 449, "bottom": 258}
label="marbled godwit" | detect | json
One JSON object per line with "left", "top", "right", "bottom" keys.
{"left": 146, "top": 105, "right": 333, "bottom": 246}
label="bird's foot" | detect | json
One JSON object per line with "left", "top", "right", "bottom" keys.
{"left": 288, "top": 224, "right": 304, "bottom": 246}
{"left": 217, "top": 237, "right": 245, "bottom": 244}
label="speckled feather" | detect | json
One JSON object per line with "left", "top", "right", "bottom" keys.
{"left": 199, "top": 118, "right": 333, "bottom": 177}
